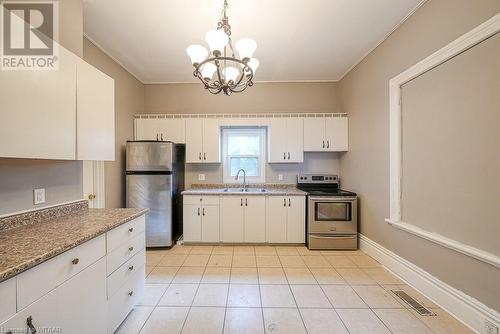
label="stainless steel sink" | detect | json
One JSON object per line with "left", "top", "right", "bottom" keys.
{"left": 223, "top": 188, "right": 268, "bottom": 193}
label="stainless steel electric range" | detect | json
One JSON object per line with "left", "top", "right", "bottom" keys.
{"left": 297, "top": 174, "right": 358, "bottom": 250}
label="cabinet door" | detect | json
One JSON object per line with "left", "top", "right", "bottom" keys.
{"left": 287, "top": 196, "right": 306, "bottom": 243}
{"left": 221, "top": 197, "right": 244, "bottom": 242}
{"left": 202, "top": 119, "right": 221, "bottom": 163}
{"left": 286, "top": 118, "right": 304, "bottom": 162}
{"left": 0, "top": 46, "right": 77, "bottom": 159}
{"left": 267, "top": 119, "right": 288, "bottom": 163}
{"left": 185, "top": 118, "right": 204, "bottom": 163}
{"left": 1, "top": 290, "right": 59, "bottom": 333}
{"left": 76, "top": 59, "right": 115, "bottom": 161}
{"left": 325, "top": 117, "right": 349, "bottom": 152}
{"left": 183, "top": 205, "right": 202, "bottom": 242}
{"left": 57, "top": 258, "right": 107, "bottom": 334}
{"left": 135, "top": 118, "right": 159, "bottom": 140}
{"left": 244, "top": 196, "right": 266, "bottom": 242}
{"left": 303, "top": 118, "right": 326, "bottom": 152}
{"left": 158, "top": 118, "right": 186, "bottom": 143}
{"left": 201, "top": 205, "right": 220, "bottom": 242}
{"left": 267, "top": 196, "right": 288, "bottom": 243}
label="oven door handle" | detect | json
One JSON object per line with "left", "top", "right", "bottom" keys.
{"left": 309, "top": 235, "right": 356, "bottom": 240}
{"left": 308, "top": 197, "right": 356, "bottom": 202}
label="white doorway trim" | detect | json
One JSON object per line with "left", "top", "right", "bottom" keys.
{"left": 385, "top": 14, "right": 500, "bottom": 265}
{"left": 83, "top": 161, "right": 106, "bottom": 208}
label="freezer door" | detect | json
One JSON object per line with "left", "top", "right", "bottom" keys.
{"left": 126, "top": 141, "right": 174, "bottom": 171}
{"left": 126, "top": 174, "right": 173, "bottom": 247}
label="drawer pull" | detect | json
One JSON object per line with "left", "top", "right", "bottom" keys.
{"left": 129, "top": 265, "right": 134, "bottom": 271}
{"left": 129, "top": 227, "right": 134, "bottom": 232}
{"left": 128, "top": 290, "right": 134, "bottom": 296}
{"left": 128, "top": 246, "right": 134, "bottom": 252}
{"left": 27, "top": 315, "right": 37, "bottom": 333}
{"left": 71, "top": 258, "right": 80, "bottom": 265}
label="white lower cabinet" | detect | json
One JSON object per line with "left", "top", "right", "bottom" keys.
{"left": 221, "top": 196, "right": 267, "bottom": 243}
{"left": 0, "top": 214, "right": 146, "bottom": 334}
{"left": 183, "top": 196, "right": 220, "bottom": 242}
{"left": 244, "top": 197, "right": 266, "bottom": 242}
{"left": 267, "top": 196, "right": 305, "bottom": 243}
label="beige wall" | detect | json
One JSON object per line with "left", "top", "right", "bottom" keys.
{"left": 0, "top": 0, "right": 84, "bottom": 215}
{"left": 339, "top": 0, "right": 500, "bottom": 311}
{"left": 83, "top": 38, "right": 144, "bottom": 208}
{"left": 144, "top": 82, "right": 342, "bottom": 186}
{"left": 144, "top": 82, "right": 340, "bottom": 114}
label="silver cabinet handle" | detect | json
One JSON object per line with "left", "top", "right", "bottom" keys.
{"left": 129, "top": 246, "right": 134, "bottom": 251}
{"left": 240, "top": 198, "right": 243, "bottom": 206}
{"left": 198, "top": 207, "right": 200, "bottom": 216}
{"left": 129, "top": 227, "right": 134, "bottom": 232}
{"left": 283, "top": 152, "right": 286, "bottom": 160}
{"left": 283, "top": 198, "right": 286, "bottom": 206}
{"left": 327, "top": 140, "right": 330, "bottom": 148}
{"left": 199, "top": 152, "right": 202, "bottom": 160}
{"left": 245, "top": 198, "right": 248, "bottom": 206}
{"left": 156, "top": 133, "right": 159, "bottom": 141}
{"left": 129, "top": 265, "right": 134, "bottom": 271}
{"left": 202, "top": 208, "right": 205, "bottom": 216}
{"left": 288, "top": 198, "right": 291, "bottom": 207}
{"left": 71, "top": 258, "right": 79, "bottom": 265}
{"left": 161, "top": 133, "right": 164, "bottom": 141}
{"left": 288, "top": 152, "right": 290, "bottom": 160}
{"left": 204, "top": 152, "right": 207, "bottom": 160}
{"left": 27, "top": 316, "right": 36, "bottom": 333}
{"left": 128, "top": 290, "right": 134, "bottom": 296}
{"left": 322, "top": 140, "right": 325, "bottom": 148}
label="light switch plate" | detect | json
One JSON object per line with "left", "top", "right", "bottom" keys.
{"left": 33, "top": 188, "right": 46, "bottom": 205}
{"left": 278, "top": 174, "right": 284, "bottom": 181}
{"left": 198, "top": 174, "right": 206, "bottom": 181}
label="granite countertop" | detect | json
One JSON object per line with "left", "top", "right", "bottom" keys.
{"left": 0, "top": 204, "right": 148, "bottom": 283}
{"left": 182, "top": 184, "right": 307, "bottom": 196}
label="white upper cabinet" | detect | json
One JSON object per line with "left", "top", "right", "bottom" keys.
{"left": 304, "top": 116, "right": 348, "bottom": 152}
{"left": 0, "top": 44, "right": 115, "bottom": 161}
{"left": 0, "top": 46, "right": 78, "bottom": 160}
{"left": 135, "top": 118, "right": 186, "bottom": 143}
{"left": 268, "top": 118, "right": 304, "bottom": 163}
{"left": 185, "top": 118, "right": 220, "bottom": 163}
{"left": 77, "top": 59, "right": 115, "bottom": 161}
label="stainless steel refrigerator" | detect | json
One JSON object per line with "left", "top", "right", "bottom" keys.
{"left": 126, "top": 141, "right": 185, "bottom": 247}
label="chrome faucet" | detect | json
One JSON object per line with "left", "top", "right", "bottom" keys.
{"left": 235, "top": 169, "right": 247, "bottom": 191}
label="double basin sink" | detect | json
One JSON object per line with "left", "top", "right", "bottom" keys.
{"left": 223, "top": 188, "right": 268, "bottom": 193}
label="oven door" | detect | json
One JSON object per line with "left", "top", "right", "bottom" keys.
{"left": 308, "top": 197, "right": 357, "bottom": 234}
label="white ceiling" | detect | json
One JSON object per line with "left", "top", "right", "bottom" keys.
{"left": 83, "top": 0, "right": 423, "bottom": 83}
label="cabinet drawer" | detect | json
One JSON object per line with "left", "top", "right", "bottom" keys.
{"left": 1, "top": 289, "right": 59, "bottom": 333}
{"left": 107, "top": 232, "right": 145, "bottom": 275}
{"left": 183, "top": 195, "right": 219, "bottom": 206}
{"left": 107, "top": 215, "right": 145, "bottom": 253}
{"left": 17, "top": 234, "right": 106, "bottom": 311}
{"left": 0, "top": 277, "right": 16, "bottom": 324}
{"left": 107, "top": 264, "right": 145, "bottom": 334}
{"left": 107, "top": 248, "right": 145, "bottom": 299}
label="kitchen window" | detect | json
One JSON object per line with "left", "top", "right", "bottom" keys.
{"left": 222, "top": 128, "right": 266, "bottom": 183}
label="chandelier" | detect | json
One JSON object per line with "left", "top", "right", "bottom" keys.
{"left": 186, "top": 0, "right": 259, "bottom": 96}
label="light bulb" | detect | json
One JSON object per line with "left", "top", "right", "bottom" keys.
{"left": 205, "top": 30, "right": 229, "bottom": 55}
{"left": 186, "top": 44, "right": 208, "bottom": 66}
{"left": 224, "top": 66, "right": 240, "bottom": 83}
{"left": 235, "top": 38, "right": 257, "bottom": 60}
{"left": 201, "top": 63, "right": 217, "bottom": 80}
{"left": 248, "top": 58, "right": 259, "bottom": 74}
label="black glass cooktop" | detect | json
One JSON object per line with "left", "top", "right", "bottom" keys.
{"left": 296, "top": 186, "right": 357, "bottom": 197}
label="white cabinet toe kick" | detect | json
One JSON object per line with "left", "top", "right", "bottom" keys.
{"left": 0, "top": 214, "right": 146, "bottom": 334}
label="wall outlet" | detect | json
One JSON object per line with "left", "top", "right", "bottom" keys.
{"left": 33, "top": 188, "right": 46, "bottom": 205}
{"left": 485, "top": 320, "right": 499, "bottom": 334}
{"left": 198, "top": 174, "right": 206, "bottom": 181}
{"left": 278, "top": 174, "right": 284, "bottom": 181}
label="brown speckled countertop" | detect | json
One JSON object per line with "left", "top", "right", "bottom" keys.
{"left": 0, "top": 203, "right": 148, "bottom": 283}
{"left": 182, "top": 183, "right": 307, "bottom": 196}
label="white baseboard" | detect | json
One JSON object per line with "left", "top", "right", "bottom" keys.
{"left": 359, "top": 234, "right": 500, "bottom": 334}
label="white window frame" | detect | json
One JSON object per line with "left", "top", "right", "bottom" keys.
{"left": 222, "top": 127, "right": 266, "bottom": 184}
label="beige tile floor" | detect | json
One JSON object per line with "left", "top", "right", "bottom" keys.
{"left": 115, "top": 245, "right": 473, "bottom": 334}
